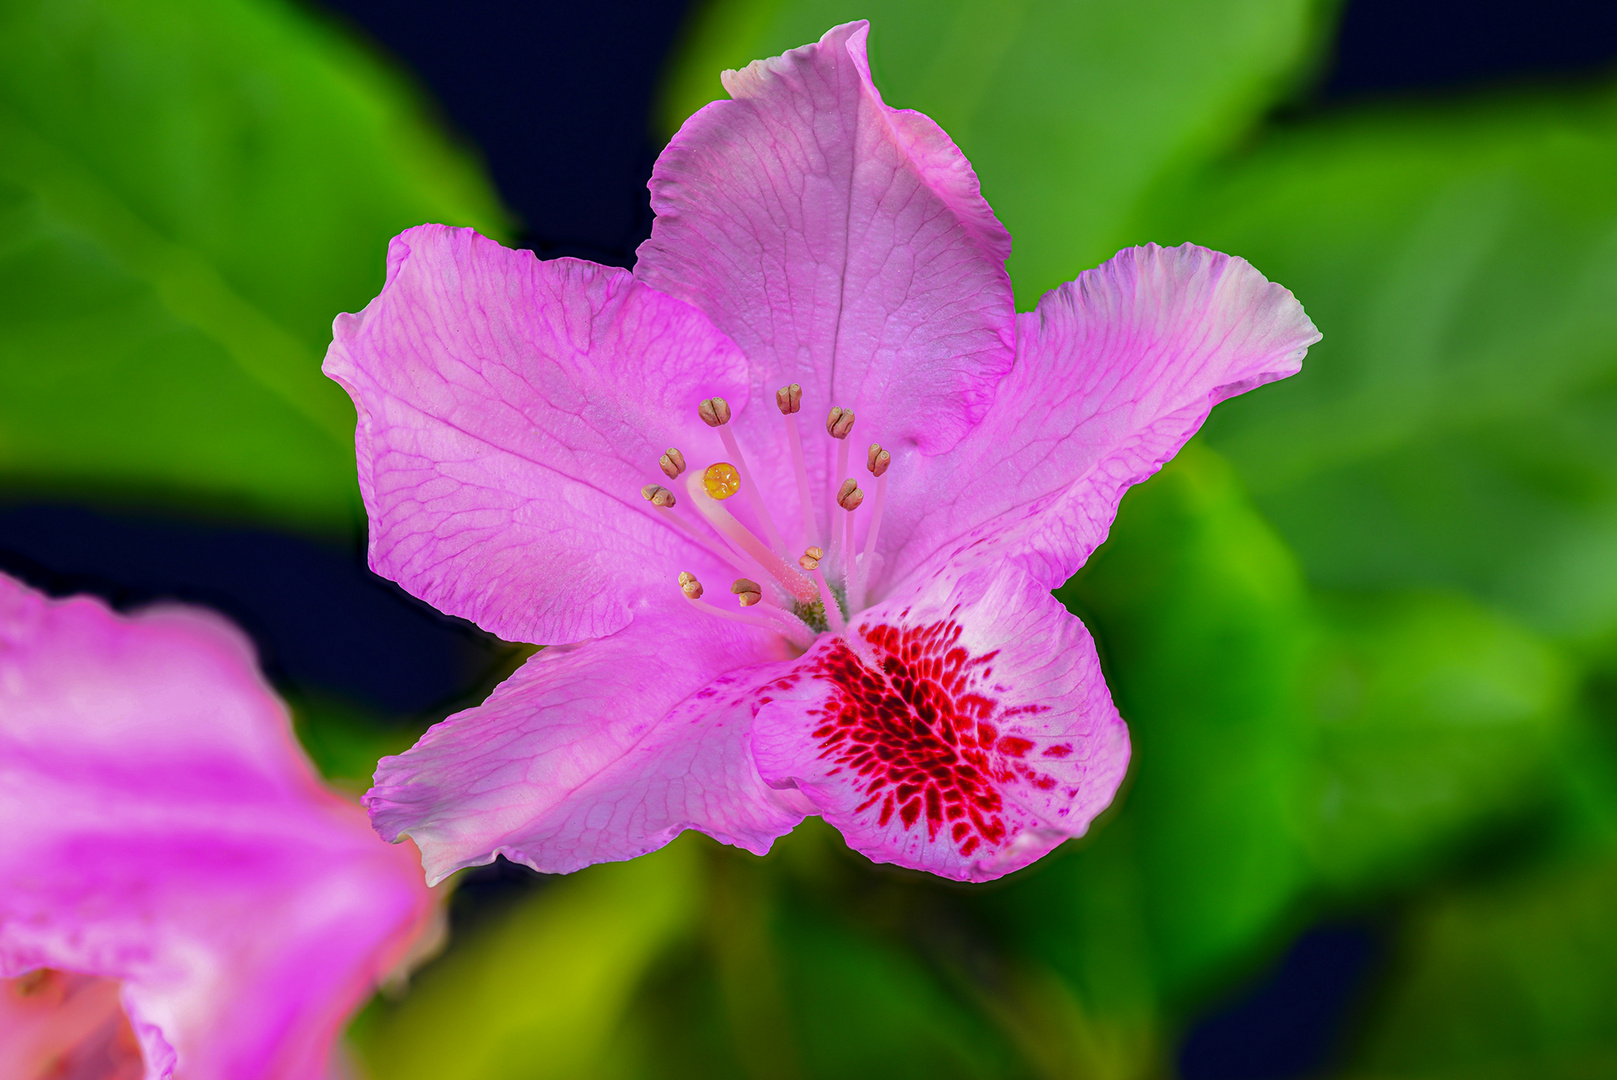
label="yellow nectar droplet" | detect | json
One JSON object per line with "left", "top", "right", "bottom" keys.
{"left": 703, "top": 462, "right": 742, "bottom": 500}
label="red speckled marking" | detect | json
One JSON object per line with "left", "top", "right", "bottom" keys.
{"left": 807, "top": 616, "right": 1053, "bottom": 859}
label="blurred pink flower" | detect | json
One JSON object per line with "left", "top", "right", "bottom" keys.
{"left": 325, "top": 21, "right": 1319, "bottom": 884}
{"left": 0, "top": 572, "right": 436, "bottom": 1079}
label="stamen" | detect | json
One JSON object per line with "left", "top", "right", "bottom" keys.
{"left": 698, "top": 396, "right": 789, "bottom": 556}
{"left": 799, "top": 546, "right": 846, "bottom": 634}
{"left": 684, "top": 473, "right": 817, "bottom": 603}
{"left": 826, "top": 406, "right": 855, "bottom": 439}
{"left": 679, "top": 572, "right": 813, "bottom": 647}
{"left": 826, "top": 406, "right": 854, "bottom": 543}
{"left": 731, "top": 578, "right": 763, "bottom": 607}
{"left": 697, "top": 398, "right": 732, "bottom": 427}
{"left": 777, "top": 384, "right": 819, "bottom": 549}
{"left": 854, "top": 444, "right": 891, "bottom": 612}
{"left": 837, "top": 479, "right": 862, "bottom": 600}
{"left": 659, "top": 447, "right": 686, "bottom": 479}
{"left": 642, "top": 483, "right": 677, "bottom": 508}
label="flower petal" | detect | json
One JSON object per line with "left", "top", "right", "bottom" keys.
{"left": 324, "top": 224, "right": 751, "bottom": 645}
{"left": 878, "top": 243, "right": 1320, "bottom": 596}
{"left": 637, "top": 20, "right": 1015, "bottom": 461}
{"left": 365, "top": 601, "right": 810, "bottom": 883}
{"left": 751, "top": 559, "right": 1129, "bottom": 882}
{"left": 0, "top": 573, "right": 434, "bottom": 1080}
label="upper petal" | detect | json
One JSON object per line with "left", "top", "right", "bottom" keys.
{"left": 365, "top": 600, "right": 809, "bottom": 883}
{"left": 636, "top": 20, "right": 1015, "bottom": 462}
{"left": 0, "top": 572, "right": 434, "bottom": 1080}
{"left": 751, "top": 558, "right": 1130, "bottom": 882}
{"left": 324, "top": 224, "right": 751, "bottom": 645}
{"left": 877, "top": 243, "right": 1320, "bottom": 595}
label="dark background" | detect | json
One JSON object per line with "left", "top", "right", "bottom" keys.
{"left": 3, "top": 2, "right": 1615, "bottom": 1076}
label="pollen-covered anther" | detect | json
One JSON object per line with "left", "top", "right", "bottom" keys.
{"left": 866, "top": 443, "right": 890, "bottom": 477}
{"left": 798, "top": 545, "right": 824, "bottom": 571}
{"left": 659, "top": 447, "right": 686, "bottom": 479}
{"left": 641, "top": 483, "right": 677, "bottom": 508}
{"left": 837, "top": 478, "right": 864, "bottom": 511}
{"left": 678, "top": 571, "right": 704, "bottom": 600}
{"left": 826, "top": 406, "right": 855, "bottom": 439}
{"left": 702, "top": 462, "right": 742, "bottom": 500}
{"left": 776, "top": 383, "right": 803, "bottom": 415}
{"left": 697, "top": 397, "right": 732, "bottom": 427}
{"left": 730, "top": 578, "right": 763, "bottom": 607}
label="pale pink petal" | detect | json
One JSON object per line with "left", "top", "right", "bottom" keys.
{"left": 637, "top": 20, "right": 1015, "bottom": 478}
{"left": 365, "top": 601, "right": 811, "bottom": 882}
{"left": 0, "top": 573, "right": 434, "bottom": 1080}
{"left": 324, "top": 224, "right": 753, "bottom": 645}
{"left": 751, "top": 559, "right": 1129, "bottom": 882}
{"left": 873, "top": 243, "right": 1320, "bottom": 597}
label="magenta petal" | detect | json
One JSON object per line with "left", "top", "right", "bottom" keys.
{"left": 880, "top": 243, "right": 1321, "bottom": 594}
{"left": 752, "top": 560, "right": 1129, "bottom": 882}
{"left": 365, "top": 603, "right": 810, "bottom": 882}
{"left": 324, "top": 224, "right": 752, "bottom": 645}
{"left": 0, "top": 573, "right": 433, "bottom": 1080}
{"left": 637, "top": 20, "right": 1015, "bottom": 457}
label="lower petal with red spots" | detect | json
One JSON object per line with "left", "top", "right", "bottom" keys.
{"left": 749, "top": 560, "right": 1131, "bottom": 882}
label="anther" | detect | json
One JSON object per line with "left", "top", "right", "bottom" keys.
{"left": 837, "top": 478, "right": 864, "bottom": 512}
{"left": 866, "top": 443, "right": 890, "bottom": 477}
{"left": 698, "top": 397, "right": 732, "bottom": 427}
{"left": 731, "top": 578, "right": 763, "bottom": 607}
{"left": 826, "top": 406, "right": 855, "bottom": 439}
{"left": 679, "top": 571, "right": 704, "bottom": 600}
{"left": 776, "top": 383, "right": 803, "bottom": 415}
{"left": 659, "top": 447, "right": 686, "bottom": 479}
{"left": 702, "top": 462, "right": 742, "bottom": 500}
{"left": 798, "top": 546, "right": 824, "bottom": 571}
{"left": 642, "top": 483, "right": 677, "bottom": 508}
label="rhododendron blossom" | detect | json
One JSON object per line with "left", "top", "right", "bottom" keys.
{"left": 327, "top": 22, "right": 1319, "bottom": 884}
{"left": 0, "top": 572, "right": 436, "bottom": 1080}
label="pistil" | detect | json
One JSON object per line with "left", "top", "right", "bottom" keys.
{"left": 699, "top": 397, "right": 788, "bottom": 556}
{"left": 683, "top": 472, "right": 818, "bottom": 603}
{"left": 642, "top": 485, "right": 761, "bottom": 582}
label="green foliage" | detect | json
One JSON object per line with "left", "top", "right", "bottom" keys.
{"left": 0, "top": 0, "right": 509, "bottom": 531}
{"left": 1158, "top": 84, "right": 1617, "bottom": 653}
{"left": 659, "top": 0, "right": 1335, "bottom": 302}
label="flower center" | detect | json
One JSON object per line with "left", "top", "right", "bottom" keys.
{"left": 639, "top": 384, "right": 893, "bottom": 650}
{"left": 1, "top": 970, "right": 144, "bottom": 1080}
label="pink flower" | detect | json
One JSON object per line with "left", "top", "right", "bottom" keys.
{"left": 325, "top": 22, "right": 1319, "bottom": 884}
{"left": 0, "top": 572, "right": 436, "bottom": 1079}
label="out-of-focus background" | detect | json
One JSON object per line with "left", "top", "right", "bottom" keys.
{"left": 3, "top": 0, "right": 1616, "bottom": 1076}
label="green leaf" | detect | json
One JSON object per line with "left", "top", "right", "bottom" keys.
{"left": 353, "top": 838, "right": 702, "bottom": 1080}
{"left": 1294, "top": 592, "right": 1573, "bottom": 893}
{"left": 0, "top": 0, "right": 510, "bottom": 530}
{"left": 659, "top": 0, "right": 1333, "bottom": 302}
{"left": 1157, "top": 82, "right": 1617, "bottom": 650}
{"left": 1344, "top": 847, "right": 1617, "bottom": 1079}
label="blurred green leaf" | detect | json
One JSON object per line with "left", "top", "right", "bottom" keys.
{"left": 0, "top": 0, "right": 509, "bottom": 530}
{"left": 1294, "top": 592, "right": 1573, "bottom": 892}
{"left": 660, "top": 0, "right": 1333, "bottom": 302}
{"left": 1343, "top": 847, "right": 1617, "bottom": 1079}
{"left": 1157, "top": 82, "right": 1617, "bottom": 651}
{"left": 354, "top": 839, "right": 702, "bottom": 1080}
